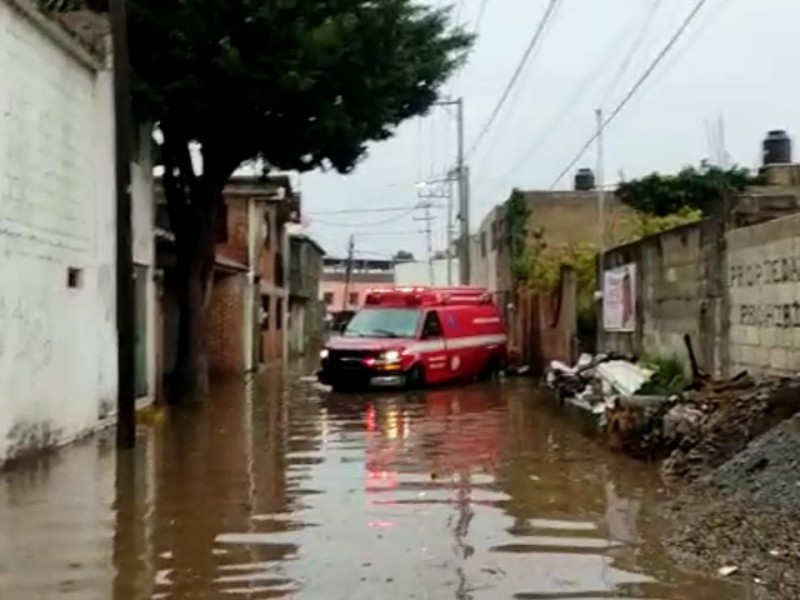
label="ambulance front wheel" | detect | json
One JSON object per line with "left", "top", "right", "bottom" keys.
{"left": 406, "top": 364, "right": 426, "bottom": 389}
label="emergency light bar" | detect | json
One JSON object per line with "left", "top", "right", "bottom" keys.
{"left": 363, "top": 286, "right": 493, "bottom": 307}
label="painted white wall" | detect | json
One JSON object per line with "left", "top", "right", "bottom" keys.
{"left": 394, "top": 259, "right": 460, "bottom": 287}
{"left": 0, "top": 0, "right": 117, "bottom": 464}
{"left": 131, "top": 124, "right": 157, "bottom": 406}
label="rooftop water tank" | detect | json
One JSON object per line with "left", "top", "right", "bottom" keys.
{"left": 574, "top": 168, "right": 595, "bottom": 191}
{"left": 763, "top": 130, "right": 792, "bottom": 165}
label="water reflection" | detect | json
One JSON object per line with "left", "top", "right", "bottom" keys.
{"left": 0, "top": 373, "right": 749, "bottom": 599}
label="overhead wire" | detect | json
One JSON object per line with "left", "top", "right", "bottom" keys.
{"left": 599, "top": 0, "right": 664, "bottom": 107}
{"left": 473, "top": 0, "right": 489, "bottom": 36}
{"left": 310, "top": 207, "right": 419, "bottom": 228}
{"left": 490, "top": 6, "right": 655, "bottom": 191}
{"left": 464, "top": 0, "right": 561, "bottom": 159}
{"left": 548, "top": 0, "right": 710, "bottom": 190}
{"left": 640, "top": 0, "right": 734, "bottom": 97}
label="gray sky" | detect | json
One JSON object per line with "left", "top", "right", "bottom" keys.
{"left": 300, "top": 0, "right": 800, "bottom": 260}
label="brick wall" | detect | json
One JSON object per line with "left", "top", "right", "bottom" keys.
{"left": 602, "top": 219, "right": 728, "bottom": 374}
{"left": 216, "top": 196, "right": 249, "bottom": 267}
{"left": 727, "top": 212, "right": 800, "bottom": 375}
{"left": 207, "top": 273, "right": 247, "bottom": 375}
{"left": 512, "top": 269, "right": 577, "bottom": 371}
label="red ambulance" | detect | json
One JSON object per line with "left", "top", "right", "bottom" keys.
{"left": 318, "top": 286, "right": 508, "bottom": 390}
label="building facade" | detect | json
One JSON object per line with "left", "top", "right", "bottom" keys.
{"left": 156, "top": 175, "right": 299, "bottom": 386}
{"left": 288, "top": 234, "right": 326, "bottom": 356}
{"left": 320, "top": 257, "right": 395, "bottom": 314}
{"left": 0, "top": 1, "right": 157, "bottom": 465}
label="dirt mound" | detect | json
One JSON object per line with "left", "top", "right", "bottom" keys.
{"left": 665, "top": 415, "right": 800, "bottom": 598}
{"left": 660, "top": 377, "right": 800, "bottom": 481}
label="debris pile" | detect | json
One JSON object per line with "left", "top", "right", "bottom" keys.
{"left": 665, "top": 414, "right": 800, "bottom": 598}
{"left": 545, "top": 336, "right": 800, "bottom": 478}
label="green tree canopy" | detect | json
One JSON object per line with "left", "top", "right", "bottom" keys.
{"left": 615, "top": 164, "right": 758, "bottom": 217}
{"left": 393, "top": 250, "right": 415, "bottom": 262}
{"left": 122, "top": 0, "right": 470, "bottom": 397}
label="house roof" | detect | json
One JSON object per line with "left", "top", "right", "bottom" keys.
{"left": 290, "top": 233, "right": 326, "bottom": 256}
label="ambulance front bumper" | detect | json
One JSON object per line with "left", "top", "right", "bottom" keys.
{"left": 317, "top": 366, "right": 407, "bottom": 389}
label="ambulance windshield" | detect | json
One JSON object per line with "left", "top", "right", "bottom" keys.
{"left": 344, "top": 308, "right": 420, "bottom": 339}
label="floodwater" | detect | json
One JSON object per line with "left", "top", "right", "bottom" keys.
{"left": 0, "top": 371, "right": 752, "bottom": 599}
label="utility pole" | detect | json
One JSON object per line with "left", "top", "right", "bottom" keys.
{"left": 447, "top": 177, "right": 455, "bottom": 285}
{"left": 429, "top": 97, "right": 468, "bottom": 285}
{"left": 342, "top": 235, "right": 355, "bottom": 311}
{"left": 595, "top": 108, "right": 606, "bottom": 353}
{"left": 456, "top": 98, "right": 470, "bottom": 285}
{"left": 414, "top": 201, "right": 436, "bottom": 285}
{"left": 111, "top": 0, "right": 135, "bottom": 449}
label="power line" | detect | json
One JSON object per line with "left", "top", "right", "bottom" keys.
{"left": 600, "top": 0, "right": 663, "bottom": 106}
{"left": 473, "top": 0, "right": 489, "bottom": 36}
{"left": 641, "top": 0, "right": 734, "bottom": 96}
{"left": 310, "top": 207, "right": 419, "bottom": 228}
{"left": 492, "top": 9, "right": 650, "bottom": 191}
{"left": 465, "top": 0, "right": 561, "bottom": 158}
{"left": 309, "top": 205, "right": 419, "bottom": 216}
{"left": 549, "top": 0, "right": 710, "bottom": 190}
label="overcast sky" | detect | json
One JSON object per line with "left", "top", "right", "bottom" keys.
{"left": 298, "top": 0, "right": 800, "bottom": 260}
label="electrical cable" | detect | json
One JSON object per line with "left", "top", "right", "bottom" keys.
{"left": 492, "top": 7, "right": 651, "bottom": 190}
{"left": 548, "top": 0, "right": 710, "bottom": 190}
{"left": 465, "top": 0, "right": 561, "bottom": 159}
{"left": 600, "top": 0, "right": 663, "bottom": 107}
{"left": 473, "top": 0, "right": 489, "bottom": 36}
{"left": 640, "top": 0, "right": 734, "bottom": 97}
{"left": 309, "top": 206, "right": 424, "bottom": 216}
{"left": 310, "top": 207, "right": 418, "bottom": 228}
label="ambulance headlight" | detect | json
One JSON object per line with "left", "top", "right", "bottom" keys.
{"left": 383, "top": 350, "right": 401, "bottom": 363}
{"left": 320, "top": 349, "right": 329, "bottom": 360}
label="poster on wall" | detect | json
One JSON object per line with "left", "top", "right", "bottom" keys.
{"left": 603, "top": 263, "right": 636, "bottom": 332}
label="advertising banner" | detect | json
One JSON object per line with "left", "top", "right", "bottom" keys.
{"left": 603, "top": 263, "right": 636, "bottom": 332}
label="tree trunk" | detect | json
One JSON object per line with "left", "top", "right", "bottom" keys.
{"left": 160, "top": 133, "right": 240, "bottom": 403}
{"left": 173, "top": 251, "right": 213, "bottom": 400}
{"left": 167, "top": 179, "right": 221, "bottom": 401}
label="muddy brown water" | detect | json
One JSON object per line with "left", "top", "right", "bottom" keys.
{"left": 0, "top": 372, "right": 753, "bottom": 599}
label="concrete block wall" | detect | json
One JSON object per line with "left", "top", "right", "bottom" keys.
{"left": 0, "top": 0, "right": 117, "bottom": 465}
{"left": 727, "top": 212, "right": 800, "bottom": 375}
{"left": 603, "top": 219, "right": 727, "bottom": 374}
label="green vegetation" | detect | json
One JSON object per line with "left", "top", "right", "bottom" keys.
{"left": 639, "top": 355, "right": 688, "bottom": 396}
{"left": 616, "top": 164, "right": 758, "bottom": 217}
{"left": 506, "top": 189, "right": 531, "bottom": 288}
{"left": 632, "top": 206, "right": 704, "bottom": 238}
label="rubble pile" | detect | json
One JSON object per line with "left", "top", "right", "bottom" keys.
{"left": 545, "top": 353, "right": 800, "bottom": 478}
{"left": 662, "top": 374, "right": 800, "bottom": 481}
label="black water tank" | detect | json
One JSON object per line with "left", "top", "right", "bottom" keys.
{"left": 763, "top": 130, "right": 792, "bottom": 165}
{"left": 574, "top": 168, "right": 595, "bottom": 191}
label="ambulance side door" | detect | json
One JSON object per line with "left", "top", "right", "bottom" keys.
{"left": 420, "top": 310, "right": 449, "bottom": 383}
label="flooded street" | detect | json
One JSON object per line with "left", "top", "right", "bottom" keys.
{"left": 0, "top": 372, "right": 749, "bottom": 599}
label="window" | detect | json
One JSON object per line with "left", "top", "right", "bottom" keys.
{"left": 422, "top": 311, "right": 443, "bottom": 339}
{"left": 480, "top": 232, "right": 487, "bottom": 258}
{"left": 344, "top": 308, "right": 420, "bottom": 339}
{"left": 323, "top": 292, "right": 334, "bottom": 306}
{"left": 276, "top": 298, "right": 283, "bottom": 330}
{"left": 348, "top": 292, "right": 359, "bottom": 306}
{"left": 67, "top": 267, "right": 83, "bottom": 289}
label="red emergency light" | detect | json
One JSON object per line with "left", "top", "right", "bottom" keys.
{"left": 364, "top": 286, "right": 493, "bottom": 307}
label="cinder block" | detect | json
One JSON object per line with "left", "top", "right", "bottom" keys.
{"left": 769, "top": 347, "right": 789, "bottom": 370}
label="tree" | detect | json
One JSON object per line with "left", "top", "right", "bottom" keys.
{"left": 125, "top": 0, "right": 471, "bottom": 399}
{"left": 393, "top": 250, "right": 415, "bottom": 262}
{"left": 615, "top": 164, "right": 758, "bottom": 217}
